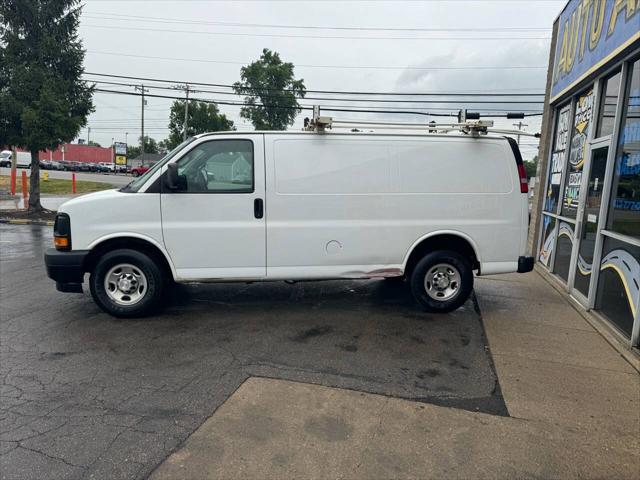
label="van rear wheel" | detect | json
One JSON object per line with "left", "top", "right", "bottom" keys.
{"left": 410, "top": 250, "right": 473, "bottom": 313}
{"left": 90, "top": 249, "right": 164, "bottom": 318}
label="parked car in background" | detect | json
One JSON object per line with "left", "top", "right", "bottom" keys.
{"left": 130, "top": 164, "right": 151, "bottom": 177}
{"left": 40, "top": 160, "right": 51, "bottom": 169}
{"left": 116, "top": 164, "right": 128, "bottom": 174}
{"left": 97, "top": 162, "right": 115, "bottom": 173}
{"left": 0, "top": 150, "right": 12, "bottom": 167}
{"left": 62, "top": 161, "right": 80, "bottom": 171}
{"left": 49, "top": 161, "right": 63, "bottom": 171}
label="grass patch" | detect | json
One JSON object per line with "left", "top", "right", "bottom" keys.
{"left": 0, "top": 175, "right": 115, "bottom": 195}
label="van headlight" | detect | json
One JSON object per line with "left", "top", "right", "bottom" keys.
{"left": 53, "top": 213, "right": 71, "bottom": 251}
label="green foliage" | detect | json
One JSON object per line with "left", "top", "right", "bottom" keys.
{"left": 127, "top": 136, "right": 158, "bottom": 158}
{"left": 127, "top": 145, "right": 140, "bottom": 159}
{"left": 87, "top": 140, "right": 101, "bottom": 147}
{"left": 0, "top": 0, "right": 93, "bottom": 211}
{"left": 233, "top": 49, "right": 306, "bottom": 130}
{"left": 167, "top": 100, "right": 234, "bottom": 149}
{"left": 524, "top": 159, "right": 538, "bottom": 179}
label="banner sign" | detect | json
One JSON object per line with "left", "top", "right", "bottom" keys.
{"left": 113, "top": 142, "right": 127, "bottom": 156}
{"left": 551, "top": 0, "right": 640, "bottom": 101}
{"left": 115, "top": 155, "right": 127, "bottom": 165}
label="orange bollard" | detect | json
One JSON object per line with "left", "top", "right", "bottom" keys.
{"left": 21, "top": 170, "right": 28, "bottom": 199}
{"left": 10, "top": 168, "right": 16, "bottom": 195}
{"left": 72, "top": 172, "right": 76, "bottom": 194}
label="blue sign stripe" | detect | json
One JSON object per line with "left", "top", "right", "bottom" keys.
{"left": 551, "top": 0, "right": 640, "bottom": 101}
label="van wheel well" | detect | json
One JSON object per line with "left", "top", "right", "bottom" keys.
{"left": 404, "top": 234, "right": 479, "bottom": 277}
{"left": 84, "top": 237, "right": 173, "bottom": 279}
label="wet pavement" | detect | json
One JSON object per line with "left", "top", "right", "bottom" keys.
{"left": 0, "top": 196, "right": 74, "bottom": 211}
{"left": 0, "top": 224, "right": 505, "bottom": 480}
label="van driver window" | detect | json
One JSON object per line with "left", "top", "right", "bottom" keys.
{"left": 175, "top": 139, "right": 254, "bottom": 193}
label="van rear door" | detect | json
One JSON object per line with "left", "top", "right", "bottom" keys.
{"left": 160, "top": 134, "right": 266, "bottom": 280}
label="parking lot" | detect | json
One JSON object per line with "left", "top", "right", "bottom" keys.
{"left": 0, "top": 223, "right": 505, "bottom": 479}
{"left": 0, "top": 167, "right": 131, "bottom": 187}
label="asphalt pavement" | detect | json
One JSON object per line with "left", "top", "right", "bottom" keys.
{"left": 0, "top": 167, "right": 131, "bottom": 186}
{"left": 0, "top": 224, "right": 505, "bottom": 480}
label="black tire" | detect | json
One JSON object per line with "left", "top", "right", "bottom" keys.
{"left": 132, "top": 171, "right": 139, "bottom": 177}
{"left": 410, "top": 250, "right": 473, "bottom": 313}
{"left": 89, "top": 249, "right": 165, "bottom": 318}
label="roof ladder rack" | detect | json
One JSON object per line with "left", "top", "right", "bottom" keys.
{"left": 303, "top": 105, "right": 540, "bottom": 138}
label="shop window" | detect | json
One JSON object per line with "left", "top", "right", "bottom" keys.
{"left": 607, "top": 60, "right": 640, "bottom": 240}
{"left": 538, "top": 215, "right": 557, "bottom": 269}
{"left": 552, "top": 221, "right": 574, "bottom": 281}
{"left": 595, "top": 71, "right": 621, "bottom": 138}
{"left": 543, "top": 105, "right": 570, "bottom": 214}
{"left": 595, "top": 237, "right": 640, "bottom": 338}
{"left": 562, "top": 88, "right": 594, "bottom": 218}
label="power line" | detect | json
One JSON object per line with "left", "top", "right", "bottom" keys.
{"left": 84, "top": 72, "right": 545, "bottom": 97}
{"left": 81, "top": 23, "right": 552, "bottom": 41}
{"left": 87, "top": 80, "right": 544, "bottom": 105}
{"left": 84, "top": 13, "right": 551, "bottom": 33}
{"left": 93, "top": 87, "right": 542, "bottom": 117}
{"left": 87, "top": 50, "right": 547, "bottom": 71}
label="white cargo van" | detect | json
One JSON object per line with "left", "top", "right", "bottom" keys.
{"left": 45, "top": 131, "right": 533, "bottom": 317}
{"left": 0, "top": 151, "right": 32, "bottom": 168}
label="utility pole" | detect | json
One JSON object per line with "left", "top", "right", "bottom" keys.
{"left": 183, "top": 84, "right": 190, "bottom": 141}
{"left": 87, "top": 126, "right": 91, "bottom": 144}
{"left": 135, "top": 84, "right": 149, "bottom": 159}
{"left": 512, "top": 121, "right": 528, "bottom": 146}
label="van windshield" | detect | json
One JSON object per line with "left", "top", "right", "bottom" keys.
{"left": 120, "top": 137, "right": 196, "bottom": 193}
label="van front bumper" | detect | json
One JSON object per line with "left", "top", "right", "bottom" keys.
{"left": 517, "top": 256, "right": 534, "bottom": 273}
{"left": 44, "top": 248, "right": 88, "bottom": 293}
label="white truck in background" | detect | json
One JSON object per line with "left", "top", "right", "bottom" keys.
{"left": 0, "top": 150, "right": 32, "bottom": 168}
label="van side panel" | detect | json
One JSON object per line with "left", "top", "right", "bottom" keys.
{"left": 264, "top": 135, "right": 524, "bottom": 279}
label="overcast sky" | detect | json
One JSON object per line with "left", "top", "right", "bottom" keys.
{"left": 78, "top": 0, "right": 567, "bottom": 160}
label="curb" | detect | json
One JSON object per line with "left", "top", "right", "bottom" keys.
{"left": 0, "top": 218, "right": 54, "bottom": 226}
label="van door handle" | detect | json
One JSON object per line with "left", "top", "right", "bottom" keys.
{"left": 254, "top": 198, "right": 264, "bottom": 219}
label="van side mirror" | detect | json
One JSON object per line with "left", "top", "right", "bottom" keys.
{"left": 165, "top": 163, "right": 186, "bottom": 191}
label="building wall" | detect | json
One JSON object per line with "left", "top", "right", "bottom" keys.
{"left": 528, "top": 18, "right": 560, "bottom": 255}
{"left": 39, "top": 144, "right": 113, "bottom": 163}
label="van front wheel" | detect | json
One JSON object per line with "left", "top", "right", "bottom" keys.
{"left": 410, "top": 250, "right": 473, "bottom": 313}
{"left": 90, "top": 249, "right": 164, "bottom": 317}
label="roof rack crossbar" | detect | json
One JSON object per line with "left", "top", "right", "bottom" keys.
{"left": 303, "top": 105, "right": 540, "bottom": 138}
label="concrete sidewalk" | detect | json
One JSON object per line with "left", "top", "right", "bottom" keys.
{"left": 151, "top": 271, "right": 640, "bottom": 479}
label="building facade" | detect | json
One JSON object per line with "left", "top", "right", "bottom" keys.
{"left": 530, "top": 0, "right": 639, "bottom": 350}
{"left": 39, "top": 144, "right": 114, "bottom": 164}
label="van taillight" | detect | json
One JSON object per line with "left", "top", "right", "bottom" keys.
{"left": 517, "top": 164, "right": 528, "bottom": 193}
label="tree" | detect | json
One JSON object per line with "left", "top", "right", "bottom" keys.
{"left": 126, "top": 145, "right": 140, "bottom": 159}
{"left": 524, "top": 155, "right": 538, "bottom": 179}
{"left": 127, "top": 136, "right": 158, "bottom": 159}
{"left": 233, "top": 49, "right": 306, "bottom": 130}
{"left": 167, "top": 100, "right": 234, "bottom": 149}
{"left": 87, "top": 140, "right": 101, "bottom": 147}
{"left": 0, "top": 0, "right": 93, "bottom": 212}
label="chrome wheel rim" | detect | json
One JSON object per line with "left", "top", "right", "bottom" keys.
{"left": 104, "top": 263, "right": 148, "bottom": 306}
{"left": 424, "top": 263, "right": 461, "bottom": 301}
